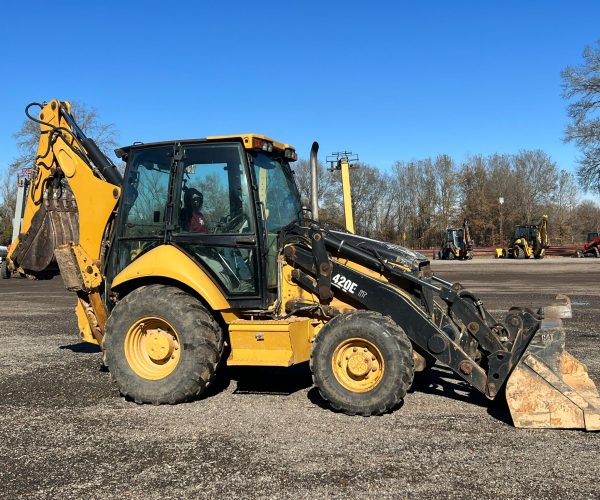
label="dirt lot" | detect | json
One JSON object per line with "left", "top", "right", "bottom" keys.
{"left": 1, "top": 258, "right": 599, "bottom": 499}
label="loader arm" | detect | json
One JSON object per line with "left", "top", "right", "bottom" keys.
{"left": 6, "top": 100, "right": 122, "bottom": 343}
{"left": 281, "top": 222, "right": 600, "bottom": 430}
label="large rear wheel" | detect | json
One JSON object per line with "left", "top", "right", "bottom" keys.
{"left": 104, "top": 284, "right": 223, "bottom": 404}
{"left": 310, "top": 311, "right": 414, "bottom": 416}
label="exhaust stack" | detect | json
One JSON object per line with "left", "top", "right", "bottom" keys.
{"left": 310, "top": 141, "right": 319, "bottom": 221}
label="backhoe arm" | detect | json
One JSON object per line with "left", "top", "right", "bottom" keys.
{"left": 7, "top": 100, "right": 122, "bottom": 343}
{"left": 535, "top": 215, "right": 549, "bottom": 253}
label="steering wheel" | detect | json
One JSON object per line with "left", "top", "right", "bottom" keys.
{"left": 219, "top": 213, "right": 249, "bottom": 233}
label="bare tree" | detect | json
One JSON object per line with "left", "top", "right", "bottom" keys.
{"left": 348, "top": 163, "right": 388, "bottom": 238}
{"left": 512, "top": 150, "right": 558, "bottom": 224}
{"left": 551, "top": 170, "right": 578, "bottom": 244}
{"left": 572, "top": 200, "right": 600, "bottom": 242}
{"left": 562, "top": 40, "right": 600, "bottom": 191}
{"left": 291, "top": 158, "right": 340, "bottom": 219}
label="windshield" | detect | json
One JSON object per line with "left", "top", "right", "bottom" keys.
{"left": 252, "top": 152, "right": 301, "bottom": 231}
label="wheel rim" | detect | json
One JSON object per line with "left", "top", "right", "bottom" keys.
{"left": 124, "top": 317, "right": 181, "bottom": 380}
{"left": 332, "top": 338, "right": 385, "bottom": 392}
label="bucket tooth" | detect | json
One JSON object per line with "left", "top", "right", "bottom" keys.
{"left": 505, "top": 316, "right": 600, "bottom": 430}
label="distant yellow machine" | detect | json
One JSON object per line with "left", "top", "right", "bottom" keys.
{"left": 496, "top": 215, "right": 549, "bottom": 259}
{"left": 4, "top": 100, "right": 600, "bottom": 430}
{"left": 435, "top": 219, "right": 474, "bottom": 260}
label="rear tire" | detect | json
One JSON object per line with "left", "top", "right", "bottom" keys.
{"left": 513, "top": 245, "right": 525, "bottom": 259}
{"left": 310, "top": 311, "right": 414, "bottom": 416}
{"left": 0, "top": 261, "right": 10, "bottom": 279}
{"left": 104, "top": 284, "right": 223, "bottom": 404}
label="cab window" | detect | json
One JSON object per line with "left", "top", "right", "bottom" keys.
{"left": 176, "top": 143, "right": 253, "bottom": 235}
{"left": 121, "top": 146, "right": 172, "bottom": 238}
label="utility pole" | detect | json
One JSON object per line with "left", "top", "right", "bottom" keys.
{"left": 327, "top": 151, "right": 359, "bottom": 234}
{"left": 499, "top": 197, "right": 504, "bottom": 246}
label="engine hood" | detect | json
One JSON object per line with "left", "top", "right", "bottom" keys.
{"left": 329, "top": 231, "right": 430, "bottom": 272}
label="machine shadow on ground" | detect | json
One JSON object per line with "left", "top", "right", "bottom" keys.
{"left": 409, "top": 364, "right": 488, "bottom": 407}
{"left": 59, "top": 342, "right": 101, "bottom": 354}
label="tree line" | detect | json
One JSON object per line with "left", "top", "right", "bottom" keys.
{"left": 1, "top": 35, "right": 598, "bottom": 249}
{"left": 293, "top": 150, "right": 600, "bottom": 248}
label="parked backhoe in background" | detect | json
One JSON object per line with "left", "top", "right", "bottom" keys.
{"left": 0, "top": 246, "right": 7, "bottom": 276}
{"left": 497, "top": 215, "right": 549, "bottom": 259}
{"left": 435, "top": 219, "right": 474, "bottom": 260}
{"left": 574, "top": 232, "right": 600, "bottom": 258}
{"left": 4, "top": 100, "right": 600, "bottom": 430}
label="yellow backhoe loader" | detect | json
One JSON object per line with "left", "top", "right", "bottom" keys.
{"left": 496, "top": 215, "right": 549, "bottom": 259}
{"left": 435, "top": 219, "right": 474, "bottom": 260}
{"left": 5, "top": 100, "right": 600, "bottom": 430}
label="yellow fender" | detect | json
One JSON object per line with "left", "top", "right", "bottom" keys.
{"left": 111, "top": 245, "right": 230, "bottom": 311}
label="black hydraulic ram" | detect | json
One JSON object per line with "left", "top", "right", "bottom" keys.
{"left": 59, "top": 104, "right": 123, "bottom": 186}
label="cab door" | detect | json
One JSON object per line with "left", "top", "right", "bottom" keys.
{"left": 171, "top": 142, "right": 263, "bottom": 307}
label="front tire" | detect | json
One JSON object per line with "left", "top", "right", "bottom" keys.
{"left": 310, "top": 311, "right": 414, "bottom": 416}
{"left": 104, "top": 284, "right": 223, "bottom": 404}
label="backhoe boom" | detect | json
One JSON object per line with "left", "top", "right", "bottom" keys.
{"left": 6, "top": 100, "right": 122, "bottom": 342}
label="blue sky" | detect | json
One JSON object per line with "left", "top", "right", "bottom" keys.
{"left": 0, "top": 1, "right": 598, "bottom": 190}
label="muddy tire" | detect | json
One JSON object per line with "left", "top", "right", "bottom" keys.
{"left": 310, "top": 311, "right": 414, "bottom": 416}
{"left": 104, "top": 284, "right": 223, "bottom": 405}
{"left": 0, "top": 261, "right": 10, "bottom": 279}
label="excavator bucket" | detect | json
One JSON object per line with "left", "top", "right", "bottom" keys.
{"left": 505, "top": 295, "right": 600, "bottom": 430}
{"left": 9, "top": 193, "right": 78, "bottom": 278}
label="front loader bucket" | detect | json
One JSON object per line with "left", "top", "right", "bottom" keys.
{"left": 506, "top": 296, "right": 600, "bottom": 430}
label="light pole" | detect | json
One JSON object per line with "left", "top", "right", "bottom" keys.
{"left": 499, "top": 197, "right": 504, "bottom": 246}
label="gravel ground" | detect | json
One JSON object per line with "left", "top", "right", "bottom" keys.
{"left": 1, "top": 258, "right": 599, "bottom": 499}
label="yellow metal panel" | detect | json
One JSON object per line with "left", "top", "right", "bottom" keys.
{"left": 227, "top": 319, "right": 315, "bottom": 367}
{"left": 111, "top": 245, "right": 230, "bottom": 311}
{"left": 75, "top": 299, "right": 97, "bottom": 345}
{"left": 206, "top": 133, "right": 295, "bottom": 153}
{"left": 30, "top": 100, "right": 120, "bottom": 262}
{"left": 340, "top": 158, "right": 355, "bottom": 233}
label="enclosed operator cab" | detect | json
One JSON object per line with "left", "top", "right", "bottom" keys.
{"left": 107, "top": 135, "right": 301, "bottom": 312}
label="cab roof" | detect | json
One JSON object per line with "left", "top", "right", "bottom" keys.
{"left": 115, "top": 134, "right": 295, "bottom": 159}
